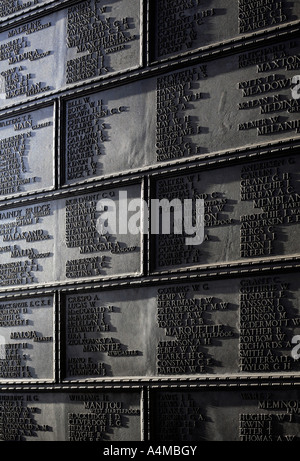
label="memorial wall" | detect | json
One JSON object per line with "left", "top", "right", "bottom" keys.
{"left": 0, "top": 0, "right": 299, "bottom": 442}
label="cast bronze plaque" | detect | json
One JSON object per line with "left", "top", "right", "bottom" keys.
{"left": 63, "top": 38, "right": 300, "bottom": 183}
{"left": 151, "top": 154, "right": 300, "bottom": 273}
{"left": 0, "top": 104, "right": 55, "bottom": 199}
{"left": 60, "top": 183, "right": 143, "bottom": 283}
{"left": 0, "top": 0, "right": 299, "bottom": 446}
{"left": 63, "top": 273, "right": 300, "bottom": 381}
{"left": 0, "top": 0, "right": 142, "bottom": 107}
{"left": 0, "top": 391, "right": 141, "bottom": 441}
{"left": 64, "top": 287, "right": 154, "bottom": 381}
{"left": 0, "top": 200, "right": 55, "bottom": 290}
{"left": 151, "top": 388, "right": 300, "bottom": 441}
{"left": 151, "top": 0, "right": 300, "bottom": 62}
{"left": 0, "top": 1, "right": 53, "bottom": 20}
{"left": 0, "top": 183, "right": 142, "bottom": 290}
{"left": 154, "top": 38, "right": 300, "bottom": 163}
{"left": 0, "top": 295, "right": 54, "bottom": 382}
{"left": 64, "top": 79, "right": 156, "bottom": 185}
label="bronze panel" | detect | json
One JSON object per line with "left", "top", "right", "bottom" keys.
{"left": 0, "top": 104, "right": 55, "bottom": 199}
{"left": 0, "top": 182, "right": 142, "bottom": 291}
{"left": 151, "top": 0, "right": 300, "bottom": 61}
{"left": 151, "top": 154, "right": 300, "bottom": 272}
{"left": 63, "top": 38, "right": 300, "bottom": 182}
{"left": 64, "top": 79, "right": 156, "bottom": 185}
{"left": 154, "top": 39, "right": 300, "bottom": 163}
{"left": 59, "top": 183, "right": 143, "bottom": 283}
{"left": 0, "top": 391, "right": 141, "bottom": 441}
{"left": 0, "top": 0, "right": 142, "bottom": 107}
{"left": 0, "top": 295, "right": 54, "bottom": 381}
{"left": 64, "top": 287, "right": 157, "bottom": 380}
{"left": 0, "top": 1, "right": 54, "bottom": 20}
{"left": 151, "top": 388, "right": 300, "bottom": 441}
{"left": 63, "top": 273, "right": 300, "bottom": 380}
{"left": 0, "top": 200, "right": 55, "bottom": 290}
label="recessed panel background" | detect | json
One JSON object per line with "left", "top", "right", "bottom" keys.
{"left": 152, "top": 154, "right": 300, "bottom": 272}
{"left": 0, "top": 0, "right": 142, "bottom": 107}
{"left": 0, "top": 391, "right": 141, "bottom": 441}
{"left": 151, "top": 0, "right": 300, "bottom": 62}
{"left": 0, "top": 295, "right": 54, "bottom": 381}
{"left": 151, "top": 388, "right": 300, "bottom": 441}
{"left": 0, "top": 105, "right": 55, "bottom": 199}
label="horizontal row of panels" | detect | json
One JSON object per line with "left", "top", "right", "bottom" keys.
{"left": 0, "top": 150, "right": 299, "bottom": 290}
{"left": 0, "top": 271, "right": 299, "bottom": 382}
{"left": 0, "top": 2, "right": 299, "bottom": 110}
{"left": 0, "top": 0, "right": 143, "bottom": 106}
{"left": 0, "top": 387, "right": 299, "bottom": 441}
{"left": 1, "top": 35, "right": 300, "bottom": 199}
{"left": 1, "top": 0, "right": 300, "bottom": 63}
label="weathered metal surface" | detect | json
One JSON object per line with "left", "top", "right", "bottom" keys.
{"left": 0, "top": 294, "right": 54, "bottom": 382}
{"left": 151, "top": 388, "right": 300, "bottom": 441}
{"left": 0, "top": 0, "right": 142, "bottom": 107}
{"left": 63, "top": 272, "right": 300, "bottom": 380}
{"left": 0, "top": 104, "right": 55, "bottom": 199}
{"left": 63, "top": 38, "right": 300, "bottom": 183}
{"left": 0, "top": 182, "right": 143, "bottom": 290}
{"left": 151, "top": 154, "right": 300, "bottom": 272}
{"left": 150, "top": 0, "right": 300, "bottom": 61}
{"left": 0, "top": 390, "right": 142, "bottom": 441}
